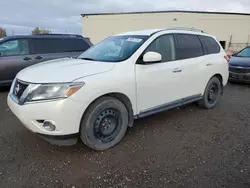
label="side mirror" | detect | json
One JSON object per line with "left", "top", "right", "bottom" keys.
{"left": 143, "top": 51, "right": 162, "bottom": 64}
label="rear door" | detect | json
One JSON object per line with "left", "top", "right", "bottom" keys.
{"left": 198, "top": 35, "right": 223, "bottom": 80}
{"left": 175, "top": 33, "right": 206, "bottom": 96}
{"left": 0, "top": 38, "right": 36, "bottom": 84}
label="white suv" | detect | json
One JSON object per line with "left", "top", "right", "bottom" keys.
{"left": 7, "top": 28, "right": 229, "bottom": 151}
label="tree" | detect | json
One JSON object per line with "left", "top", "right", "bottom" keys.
{"left": 0, "top": 27, "right": 7, "bottom": 38}
{"left": 32, "top": 27, "right": 51, "bottom": 34}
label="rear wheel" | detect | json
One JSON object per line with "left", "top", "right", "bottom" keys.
{"left": 80, "top": 96, "right": 129, "bottom": 151}
{"left": 198, "top": 77, "right": 222, "bottom": 109}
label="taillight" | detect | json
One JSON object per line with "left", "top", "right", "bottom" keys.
{"left": 224, "top": 55, "right": 230, "bottom": 62}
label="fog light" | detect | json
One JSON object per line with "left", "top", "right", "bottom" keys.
{"left": 43, "top": 121, "right": 56, "bottom": 131}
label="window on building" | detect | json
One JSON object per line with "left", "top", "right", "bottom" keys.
{"left": 176, "top": 34, "right": 203, "bottom": 60}
{"left": 219, "top": 41, "right": 226, "bottom": 49}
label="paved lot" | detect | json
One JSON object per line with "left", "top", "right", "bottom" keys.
{"left": 0, "top": 83, "right": 250, "bottom": 188}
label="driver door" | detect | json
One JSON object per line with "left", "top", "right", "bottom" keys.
{"left": 135, "top": 34, "right": 184, "bottom": 114}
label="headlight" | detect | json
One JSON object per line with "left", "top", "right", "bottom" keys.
{"left": 25, "top": 82, "right": 84, "bottom": 103}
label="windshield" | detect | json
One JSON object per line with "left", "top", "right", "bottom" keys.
{"left": 77, "top": 35, "right": 149, "bottom": 62}
{"left": 236, "top": 47, "right": 250, "bottom": 57}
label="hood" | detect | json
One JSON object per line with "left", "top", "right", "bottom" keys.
{"left": 17, "top": 57, "right": 115, "bottom": 83}
{"left": 229, "top": 56, "right": 250, "bottom": 67}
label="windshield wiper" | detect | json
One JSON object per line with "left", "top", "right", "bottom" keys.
{"left": 79, "top": 57, "right": 96, "bottom": 61}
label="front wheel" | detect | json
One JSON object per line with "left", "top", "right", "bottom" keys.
{"left": 198, "top": 77, "right": 222, "bottom": 109}
{"left": 80, "top": 96, "right": 129, "bottom": 151}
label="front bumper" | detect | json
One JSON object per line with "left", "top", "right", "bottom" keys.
{"left": 229, "top": 72, "right": 250, "bottom": 83}
{"left": 7, "top": 94, "right": 85, "bottom": 140}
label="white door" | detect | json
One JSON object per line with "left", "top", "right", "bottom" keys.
{"left": 174, "top": 33, "right": 208, "bottom": 97}
{"left": 135, "top": 34, "right": 184, "bottom": 113}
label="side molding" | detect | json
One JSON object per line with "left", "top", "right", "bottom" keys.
{"left": 134, "top": 94, "right": 202, "bottom": 119}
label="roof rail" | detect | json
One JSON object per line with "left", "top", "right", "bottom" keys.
{"left": 166, "top": 27, "right": 205, "bottom": 33}
{"left": 33, "top": 33, "right": 83, "bottom": 38}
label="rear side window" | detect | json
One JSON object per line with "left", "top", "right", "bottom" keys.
{"left": 64, "top": 39, "right": 90, "bottom": 52}
{"left": 199, "top": 36, "right": 220, "bottom": 54}
{"left": 176, "top": 34, "right": 203, "bottom": 60}
{"left": 31, "top": 38, "right": 60, "bottom": 54}
{"left": 31, "top": 38, "right": 90, "bottom": 54}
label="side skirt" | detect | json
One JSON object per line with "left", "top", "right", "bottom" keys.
{"left": 134, "top": 94, "right": 202, "bottom": 119}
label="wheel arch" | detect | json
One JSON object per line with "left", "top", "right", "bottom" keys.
{"left": 213, "top": 73, "right": 223, "bottom": 85}
{"left": 203, "top": 73, "right": 223, "bottom": 96}
{"left": 213, "top": 73, "right": 223, "bottom": 94}
{"left": 80, "top": 92, "right": 135, "bottom": 132}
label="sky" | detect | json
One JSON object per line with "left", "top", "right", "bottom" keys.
{"left": 1, "top": 0, "right": 250, "bottom": 36}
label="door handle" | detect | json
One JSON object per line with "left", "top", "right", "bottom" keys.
{"left": 173, "top": 68, "right": 182, "bottom": 73}
{"left": 23, "top": 57, "right": 32, "bottom": 61}
{"left": 206, "top": 63, "right": 213, "bottom": 66}
{"left": 35, "top": 56, "right": 43, "bottom": 60}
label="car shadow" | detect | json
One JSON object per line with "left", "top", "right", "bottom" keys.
{"left": 16, "top": 102, "right": 201, "bottom": 155}
{"left": 228, "top": 81, "right": 250, "bottom": 87}
{"left": 0, "top": 86, "right": 10, "bottom": 92}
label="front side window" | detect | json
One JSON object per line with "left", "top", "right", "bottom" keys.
{"left": 0, "top": 39, "right": 29, "bottom": 56}
{"left": 77, "top": 35, "right": 149, "bottom": 62}
{"left": 144, "top": 34, "right": 176, "bottom": 62}
{"left": 176, "top": 34, "right": 203, "bottom": 60}
{"left": 236, "top": 47, "right": 250, "bottom": 57}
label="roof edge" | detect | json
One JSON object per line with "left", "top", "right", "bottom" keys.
{"left": 81, "top": 10, "right": 250, "bottom": 17}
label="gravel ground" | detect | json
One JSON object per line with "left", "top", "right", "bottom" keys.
{"left": 0, "top": 83, "right": 250, "bottom": 188}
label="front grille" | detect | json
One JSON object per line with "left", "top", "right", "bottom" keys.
{"left": 12, "top": 80, "right": 29, "bottom": 100}
{"left": 229, "top": 67, "right": 250, "bottom": 74}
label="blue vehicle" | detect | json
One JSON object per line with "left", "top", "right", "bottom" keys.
{"left": 229, "top": 46, "right": 250, "bottom": 83}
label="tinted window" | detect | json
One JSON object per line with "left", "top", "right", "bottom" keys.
{"left": 31, "top": 38, "right": 59, "bottom": 54}
{"left": 0, "top": 39, "right": 29, "bottom": 56}
{"left": 176, "top": 34, "right": 203, "bottom": 60}
{"left": 31, "top": 38, "right": 90, "bottom": 54}
{"left": 145, "top": 34, "right": 176, "bottom": 62}
{"left": 64, "top": 39, "right": 89, "bottom": 52}
{"left": 199, "top": 36, "right": 220, "bottom": 54}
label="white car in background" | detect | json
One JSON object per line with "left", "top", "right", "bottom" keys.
{"left": 7, "top": 28, "right": 229, "bottom": 151}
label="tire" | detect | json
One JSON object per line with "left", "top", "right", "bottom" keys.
{"left": 80, "top": 96, "right": 129, "bottom": 151}
{"left": 198, "top": 77, "right": 222, "bottom": 109}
